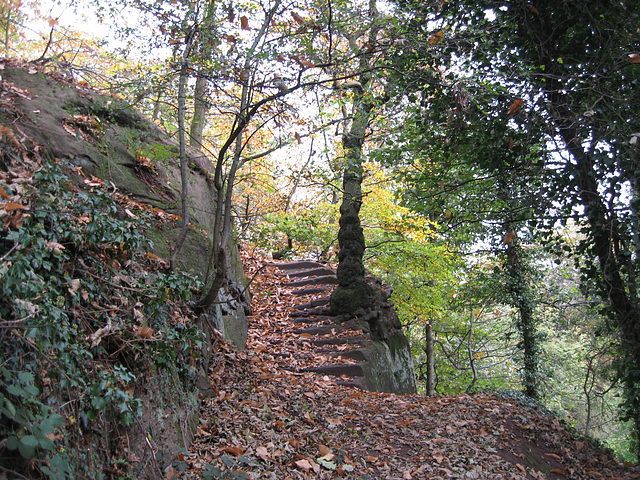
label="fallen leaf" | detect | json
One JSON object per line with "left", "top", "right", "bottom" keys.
{"left": 68, "top": 279, "right": 81, "bottom": 296}
{"left": 165, "top": 466, "right": 180, "bottom": 479}
{"left": 136, "top": 326, "right": 154, "bottom": 338}
{"left": 2, "top": 202, "right": 25, "bottom": 212}
{"left": 220, "top": 445, "right": 244, "bottom": 456}
{"left": 62, "top": 122, "right": 76, "bottom": 136}
{"left": 294, "top": 458, "right": 313, "bottom": 472}
{"left": 318, "top": 444, "right": 331, "bottom": 456}
{"left": 287, "top": 438, "right": 301, "bottom": 448}
{"left": 429, "top": 30, "right": 444, "bottom": 45}
{"left": 256, "top": 446, "right": 273, "bottom": 462}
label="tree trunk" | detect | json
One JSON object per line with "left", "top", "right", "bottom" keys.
{"left": 425, "top": 322, "right": 435, "bottom": 395}
{"left": 505, "top": 237, "right": 539, "bottom": 399}
{"left": 170, "top": 25, "right": 196, "bottom": 271}
{"left": 189, "top": 72, "right": 208, "bottom": 150}
{"left": 330, "top": 91, "right": 376, "bottom": 317}
{"left": 329, "top": 0, "right": 381, "bottom": 319}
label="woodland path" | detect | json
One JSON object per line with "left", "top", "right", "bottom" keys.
{"left": 179, "top": 255, "right": 639, "bottom": 480}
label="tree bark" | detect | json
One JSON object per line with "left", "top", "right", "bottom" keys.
{"left": 425, "top": 322, "right": 435, "bottom": 395}
{"left": 170, "top": 24, "right": 197, "bottom": 271}
{"left": 189, "top": 72, "right": 209, "bottom": 150}
{"left": 330, "top": 0, "right": 381, "bottom": 318}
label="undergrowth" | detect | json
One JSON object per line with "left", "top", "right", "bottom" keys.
{"left": 1, "top": 158, "right": 203, "bottom": 479}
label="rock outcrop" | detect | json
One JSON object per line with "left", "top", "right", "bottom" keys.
{"left": 0, "top": 63, "right": 250, "bottom": 473}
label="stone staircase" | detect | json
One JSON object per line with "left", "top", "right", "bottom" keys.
{"left": 265, "top": 260, "right": 417, "bottom": 394}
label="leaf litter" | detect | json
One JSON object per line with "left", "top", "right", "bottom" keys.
{"left": 180, "top": 254, "right": 640, "bottom": 480}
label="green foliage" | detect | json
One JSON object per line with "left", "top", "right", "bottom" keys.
{"left": 0, "top": 160, "right": 203, "bottom": 478}
{"left": 250, "top": 203, "right": 339, "bottom": 259}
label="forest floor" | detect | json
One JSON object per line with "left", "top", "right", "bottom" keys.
{"left": 179, "top": 253, "right": 640, "bottom": 480}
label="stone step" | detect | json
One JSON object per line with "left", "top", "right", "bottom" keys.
{"left": 336, "top": 378, "right": 367, "bottom": 390}
{"left": 290, "top": 324, "right": 347, "bottom": 336}
{"left": 300, "top": 363, "right": 364, "bottom": 377}
{"left": 291, "top": 317, "right": 333, "bottom": 324}
{"left": 265, "top": 261, "right": 328, "bottom": 271}
{"left": 292, "top": 298, "right": 330, "bottom": 310}
{"left": 292, "top": 286, "right": 331, "bottom": 297}
{"left": 284, "top": 275, "right": 338, "bottom": 287}
{"left": 311, "top": 336, "right": 368, "bottom": 347}
{"left": 290, "top": 306, "right": 332, "bottom": 318}
{"left": 276, "top": 267, "right": 336, "bottom": 278}
{"left": 332, "top": 349, "right": 367, "bottom": 362}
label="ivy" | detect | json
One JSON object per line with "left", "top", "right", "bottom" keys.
{"left": 0, "top": 160, "right": 204, "bottom": 478}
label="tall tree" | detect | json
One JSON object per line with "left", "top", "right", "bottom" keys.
{"left": 328, "top": 0, "right": 391, "bottom": 320}
{"left": 394, "top": 0, "right": 640, "bottom": 458}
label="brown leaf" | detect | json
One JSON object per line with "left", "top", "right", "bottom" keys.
{"left": 68, "top": 279, "right": 81, "bottom": 296}
{"left": 62, "top": 122, "right": 76, "bottom": 136}
{"left": 525, "top": 3, "right": 540, "bottom": 14}
{"left": 629, "top": 53, "right": 640, "bottom": 63}
{"left": 544, "top": 453, "right": 562, "bottom": 461}
{"left": 165, "top": 466, "right": 180, "bottom": 479}
{"left": 287, "top": 438, "right": 301, "bottom": 448}
{"left": 318, "top": 444, "right": 331, "bottom": 456}
{"left": 2, "top": 202, "right": 25, "bottom": 212}
{"left": 5, "top": 211, "right": 24, "bottom": 229}
{"left": 429, "top": 30, "right": 444, "bottom": 46}
{"left": 136, "top": 326, "right": 154, "bottom": 338}
{"left": 292, "top": 12, "right": 305, "bottom": 24}
{"left": 256, "top": 446, "right": 273, "bottom": 462}
{"left": 294, "top": 458, "right": 318, "bottom": 473}
{"left": 0, "top": 186, "right": 10, "bottom": 199}
{"left": 508, "top": 98, "right": 524, "bottom": 115}
{"left": 227, "top": 4, "right": 235, "bottom": 22}
{"left": 45, "top": 240, "right": 65, "bottom": 252}
{"left": 550, "top": 469, "right": 567, "bottom": 477}
{"left": 240, "top": 16, "right": 249, "bottom": 30}
{"left": 294, "top": 132, "right": 302, "bottom": 144}
{"left": 221, "top": 445, "right": 244, "bottom": 456}
{"left": 503, "top": 231, "right": 516, "bottom": 244}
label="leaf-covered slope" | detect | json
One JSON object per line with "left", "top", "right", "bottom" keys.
{"left": 0, "top": 59, "right": 247, "bottom": 479}
{"left": 179, "top": 255, "right": 640, "bottom": 480}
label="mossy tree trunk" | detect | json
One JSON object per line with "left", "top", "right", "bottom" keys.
{"left": 331, "top": 95, "right": 376, "bottom": 316}
{"left": 330, "top": 0, "right": 382, "bottom": 318}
